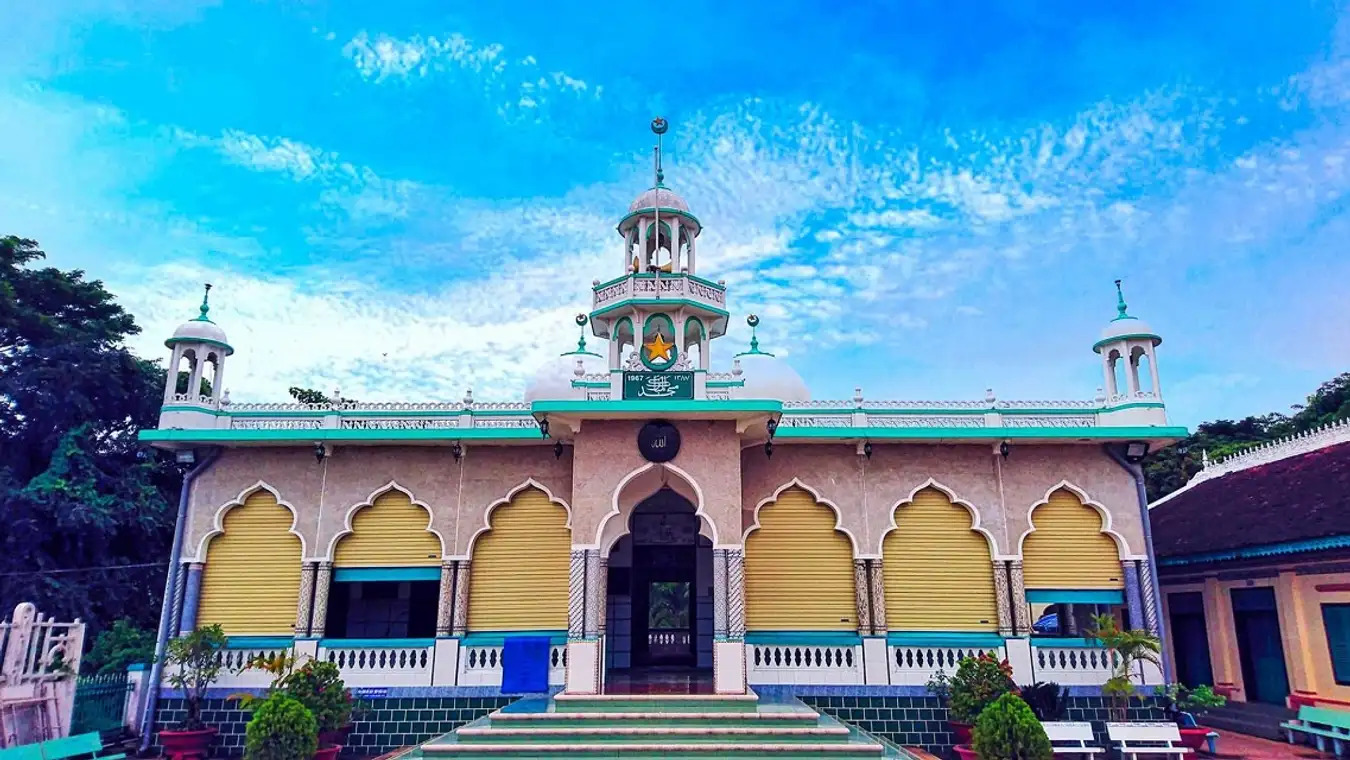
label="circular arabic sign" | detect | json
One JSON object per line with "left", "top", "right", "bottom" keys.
{"left": 637, "top": 420, "right": 681, "bottom": 463}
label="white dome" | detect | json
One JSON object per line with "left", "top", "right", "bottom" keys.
{"left": 524, "top": 353, "right": 607, "bottom": 402}
{"left": 165, "top": 318, "right": 233, "bottom": 355}
{"left": 1095, "top": 316, "right": 1161, "bottom": 352}
{"left": 734, "top": 353, "right": 810, "bottom": 402}
{"left": 628, "top": 186, "right": 690, "bottom": 214}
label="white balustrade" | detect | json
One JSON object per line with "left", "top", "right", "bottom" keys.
{"left": 318, "top": 644, "right": 434, "bottom": 687}
{"left": 210, "top": 647, "right": 291, "bottom": 689}
{"left": 457, "top": 644, "right": 566, "bottom": 688}
{"left": 889, "top": 645, "right": 1006, "bottom": 686}
{"left": 1030, "top": 644, "right": 1117, "bottom": 686}
{"left": 747, "top": 644, "right": 863, "bottom": 685}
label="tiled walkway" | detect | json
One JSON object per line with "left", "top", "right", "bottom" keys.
{"left": 1209, "top": 729, "right": 1332, "bottom": 759}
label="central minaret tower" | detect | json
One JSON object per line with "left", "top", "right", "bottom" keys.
{"left": 587, "top": 118, "right": 730, "bottom": 400}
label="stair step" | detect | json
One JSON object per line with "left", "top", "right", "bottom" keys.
{"left": 487, "top": 710, "right": 819, "bottom": 728}
{"left": 420, "top": 740, "right": 887, "bottom": 757}
{"left": 552, "top": 693, "right": 760, "bottom": 714}
{"left": 458, "top": 725, "right": 850, "bottom": 743}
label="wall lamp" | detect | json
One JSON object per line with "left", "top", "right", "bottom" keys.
{"left": 1124, "top": 441, "right": 1151, "bottom": 463}
{"left": 450, "top": 442, "right": 463, "bottom": 462}
{"left": 554, "top": 441, "right": 565, "bottom": 459}
{"left": 863, "top": 442, "right": 874, "bottom": 460}
{"left": 314, "top": 442, "right": 328, "bottom": 463}
{"left": 764, "top": 440, "right": 774, "bottom": 459}
{"left": 538, "top": 417, "right": 550, "bottom": 439}
{"left": 766, "top": 417, "right": 779, "bottom": 439}
{"left": 999, "top": 441, "right": 1010, "bottom": 460}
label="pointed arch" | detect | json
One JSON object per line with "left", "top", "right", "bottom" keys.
{"left": 874, "top": 478, "right": 1001, "bottom": 558}
{"left": 192, "top": 481, "right": 306, "bottom": 563}
{"left": 593, "top": 462, "right": 716, "bottom": 552}
{"left": 744, "top": 477, "right": 859, "bottom": 556}
{"left": 1016, "top": 481, "right": 1136, "bottom": 559}
{"left": 464, "top": 478, "right": 573, "bottom": 558}
{"left": 466, "top": 480, "right": 572, "bottom": 632}
{"left": 194, "top": 483, "right": 304, "bottom": 635}
{"left": 325, "top": 481, "right": 445, "bottom": 562}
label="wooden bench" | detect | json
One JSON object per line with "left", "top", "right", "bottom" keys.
{"left": 1281, "top": 704, "right": 1350, "bottom": 756}
{"left": 1106, "top": 722, "right": 1192, "bottom": 759}
{"left": 1042, "top": 721, "right": 1105, "bottom": 755}
{"left": 0, "top": 731, "right": 127, "bottom": 760}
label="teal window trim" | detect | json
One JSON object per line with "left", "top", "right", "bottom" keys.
{"left": 1028, "top": 637, "right": 1105, "bottom": 649}
{"left": 1322, "top": 603, "right": 1350, "bottom": 686}
{"left": 591, "top": 299, "right": 730, "bottom": 320}
{"left": 225, "top": 636, "right": 294, "bottom": 649}
{"left": 885, "top": 632, "right": 1006, "bottom": 648}
{"left": 318, "top": 638, "right": 435, "bottom": 649}
{"left": 1026, "top": 589, "right": 1125, "bottom": 605}
{"left": 745, "top": 632, "right": 862, "bottom": 647}
{"left": 1159, "top": 534, "right": 1350, "bottom": 566}
{"left": 640, "top": 313, "right": 678, "bottom": 371}
{"left": 1093, "top": 333, "right": 1161, "bottom": 352}
{"left": 461, "top": 631, "right": 567, "bottom": 647}
{"left": 333, "top": 567, "right": 442, "bottom": 583}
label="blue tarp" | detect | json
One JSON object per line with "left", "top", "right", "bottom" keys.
{"left": 501, "top": 636, "right": 551, "bottom": 694}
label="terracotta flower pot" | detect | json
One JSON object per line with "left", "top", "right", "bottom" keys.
{"left": 159, "top": 726, "right": 218, "bottom": 760}
{"left": 1177, "top": 726, "right": 1210, "bottom": 750}
{"left": 318, "top": 723, "right": 353, "bottom": 748}
{"left": 949, "top": 721, "right": 974, "bottom": 745}
{"left": 313, "top": 744, "right": 342, "bottom": 760}
{"left": 953, "top": 744, "right": 980, "bottom": 760}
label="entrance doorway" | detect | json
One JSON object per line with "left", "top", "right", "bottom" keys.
{"left": 605, "top": 486, "right": 712, "bottom": 682}
{"left": 1231, "top": 587, "right": 1290, "bottom": 705}
{"left": 1167, "top": 592, "right": 1214, "bottom": 688}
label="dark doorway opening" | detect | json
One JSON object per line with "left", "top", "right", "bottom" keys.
{"left": 1168, "top": 591, "right": 1214, "bottom": 688}
{"left": 1231, "top": 587, "right": 1290, "bottom": 705}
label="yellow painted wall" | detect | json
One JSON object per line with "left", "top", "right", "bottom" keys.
{"left": 882, "top": 488, "right": 998, "bottom": 631}
{"left": 745, "top": 487, "right": 856, "bottom": 631}
{"left": 198, "top": 490, "right": 302, "bottom": 635}
{"left": 333, "top": 490, "right": 440, "bottom": 566}
{"left": 1289, "top": 572, "right": 1350, "bottom": 704}
{"left": 1023, "top": 489, "right": 1123, "bottom": 589}
{"left": 467, "top": 488, "right": 570, "bottom": 631}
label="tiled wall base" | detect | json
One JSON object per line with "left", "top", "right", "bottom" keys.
{"left": 799, "top": 694, "right": 1167, "bottom": 755}
{"left": 153, "top": 696, "right": 512, "bottom": 757}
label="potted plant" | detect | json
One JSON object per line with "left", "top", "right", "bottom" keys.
{"left": 1160, "top": 683, "right": 1226, "bottom": 750}
{"left": 278, "top": 660, "right": 353, "bottom": 759}
{"left": 1018, "top": 681, "right": 1069, "bottom": 723}
{"left": 947, "top": 652, "right": 1017, "bottom": 746}
{"left": 244, "top": 692, "right": 318, "bottom": 760}
{"left": 159, "top": 624, "right": 228, "bottom": 759}
{"left": 970, "top": 692, "right": 1053, "bottom": 760}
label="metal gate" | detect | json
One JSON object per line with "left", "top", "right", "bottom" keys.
{"left": 69, "top": 674, "right": 130, "bottom": 739}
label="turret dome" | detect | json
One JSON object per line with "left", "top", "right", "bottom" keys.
{"left": 165, "top": 285, "right": 233, "bottom": 355}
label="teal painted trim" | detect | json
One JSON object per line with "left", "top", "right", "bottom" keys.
{"left": 640, "top": 313, "right": 678, "bottom": 371}
{"left": 1030, "top": 637, "right": 1104, "bottom": 649}
{"left": 778, "top": 402, "right": 1165, "bottom": 416}
{"left": 1026, "top": 589, "right": 1125, "bottom": 604}
{"left": 885, "top": 632, "right": 1006, "bottom": 648}
{"left": 139, "top": 427, "right": 542, "bottom": 443}
{"left": 319, "top": 638, "right": 435, "bottom": 649}
{"left": 685, "top": 316, "right": 707, "bottom": 341}
{"left": 126, "top": 663, "right": 148, "bottom": 672}
{"left": 159, "top": 405, "right": 227, "bottom": 415}
{"left": 162, "top": 407, "right": 542, "bottom": 419}
{"left": 1093, "top": 333, "right": 1161, "bottom": 351}
{"left": 225, "top": 636, "right": 293, "bottom": 649}
{"left": 745, "top": 632, "right": 862, "bottom": 647}
{"left": 531, "top": 399, "right": 783, "bottom": 414}
{"left": 775, "top": 426, "right": 1190, "bottom": 441}
{"left": 591, "top": 272, "right": 724, "bottom": 293}
{"left": 333, "top": 567, "right": 441, "bottom": 582}
{"left": 571, "top": 381, "right": 611, "bottom": 388}
{"left": 461, "top": 631, "right": 567, "bottom": 647}
{"left": 707, "top": 380, "right": 746, "bottom": 388}
{"left": 591, "top": 299, "right": 730, "bottom": 319}
{"left": 617, "top": 207, "right": 702, "bottom": 229}
{"left": 165, "top": 336, "right": 235, "bottom": 354}
{"left": 1158, "top": 534, "right": 1350, "bottom": 567}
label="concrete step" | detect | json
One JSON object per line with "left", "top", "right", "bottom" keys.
{"left": 486, "top": 709, "right": 821, "bottom": 728}
{"left": 1199, "top": 703, "right": 1295, "bottom": 741}
{"left": 456, "top": 724, "right": 852, "bottom": 743}
{"left": 419, "top": 740, "right": 888, "bottom": 757}
{"left": 551, "top": 692, "right": 760, "bottom": 714}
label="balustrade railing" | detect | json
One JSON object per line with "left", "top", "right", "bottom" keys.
{"left": 319, "top": 643, "right": 434, "bottom": 687}
{"left": 746, "top": 644, "right": 862, "bottom": 685}
{"left": 889, "top": 645, "right": 1006, "bottom": 686}
{"left": 1029, "top": 644, "right": 1118, "bottom": 686}
{"left": 210, "top": 647, "right": 291, "bottom": 689}
{"left": 457, "top": 644, "right": 566, "bottom": 688}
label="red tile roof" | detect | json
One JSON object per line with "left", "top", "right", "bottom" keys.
{"left": 1150, "top": 440, "right": 1350, "bottom": 558}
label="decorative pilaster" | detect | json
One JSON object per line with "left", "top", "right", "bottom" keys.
{"left": 867, "top": 560, "right": 888, "bottom": 636}
{"left": 852, "top": 560, "right": 872, "bottom": 636}
{"left": 992, "top": 560, "right": 1013, "bottom": 637}
{"left": 727, "top": 548, "right": 745, "bottom": 640}
{"left": 1123, "top": 560, "right": 1145, "bottom": 631}
{"left": 169, "top": 562, "right": 188, "bottom": 637}
{"left": 179, "top": 563, "right": 206, "bottom": 636}
{"left": 310, "top": 561, "right": 333, "bottom": 639}
{"left": 568, "top": 550, "right": 587, "bottom": 640}
{"left": 1009, "top": 560, "right": 1031, "bottom": 634}
{"left": 452, "top": 560, "right": 471, "bottom": 637}
{"left": 583, "top": 550, "right": 602, "bottom": 638}
{"left": 1139, "top": 559, "right": 1160, "bottom": 635}
{"left": 712, "top": 548, "right": 728, "bottom": 639}
{"left": 435, "top": 561, "right": 455, "bottom": 637}
{"left": 293, "top": 562, "right": 316, "bottom": 637}
{"left": 598, "top": 556, "right": 609, "bottom": 635}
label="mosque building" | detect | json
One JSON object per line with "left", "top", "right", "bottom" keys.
{"left": 141, "top": 120, "right": 1185, "bottom": 755}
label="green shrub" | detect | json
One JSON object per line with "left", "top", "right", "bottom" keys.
{"left": 83, "top": 619, "right": 154, "bottom": 675}
{"left": 948, "top": 652, "right": 1016, "bottom": 723}
{"left": 244, "top": 693, "right": 317, "bottom": 760}
{"left": 163, "top": 624, "right": 227, "bottom": 730}
{"left": 278, "top": 660, "right": 353, "bottom": 735}
{"left": 972, "top": 693, "right": 1052, "bottom": 760}
{"left": 1018, "top": 681, "right": 1069, "bottom": 722}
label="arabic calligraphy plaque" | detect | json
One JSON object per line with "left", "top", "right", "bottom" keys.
{"left": 637, "top": 420, "right": 681, "bottom": 463}
{"left": 623, "top": 371, "right": 694, "bottom": 400}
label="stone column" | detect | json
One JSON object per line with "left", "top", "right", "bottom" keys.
{"left": 435, "top": 561, "right": 455, "bottom": 637}
{"left": 1139, "top": 559, "right": 1160, "bottom": 635}
{"left": 452, "top": 560, "right": 471, "bottom": 637}
{"left": 868, "top": 560, "right": 888, "bottom": 636}
{"left": 1064, "top": 604, "right": 1080, "bottom": 636}
{"left": 293, "top": 562, "right": 316, "bottom": 637}
{"left": 568, "top": 550, "right": 587, "bottom": 640}
{"left": 992, "top": 560, "right": 1014, "bottom": 637}
{"left": 598, "top": 556, "right": 609, "bottom": 635}
{"left": 853, "top": 560, "right": 872, "bottom": 636}
{"left": 712, "top": 549, "right": 728, "bottom": 639}
{"left": 178, "top": 563, "right": 206, "bottom": 636}
{"left": 169, "top": 562, "right": 188, "bottom": 636}
{"left": 1009, "top": 560, "right": 1031, "bottom": 634}
{"left": 1123, "top": 561, "right": 1145, "bottom": 631}
{"left": 309, "top": 562, "right": 333, "bottom": 638}
{"left": 583, "top": 550, "right": 602, "bottom": 639}
{"left": 726, "top": 549, "right": 745, "bottom": 640}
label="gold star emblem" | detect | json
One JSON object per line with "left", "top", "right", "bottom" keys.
{"left": 643, "top": 333, "right": 675, "bottom": 362}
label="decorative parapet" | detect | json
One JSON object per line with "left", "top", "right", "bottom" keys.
{"left": 591, "top": 272, "right": 728, "bottom": 312}
{"left": 1185, "top": 418, "right": 1350, "bottom": 486}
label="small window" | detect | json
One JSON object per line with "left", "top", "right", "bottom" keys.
{"left": 1028, "top": 602, "right": 1125, "bottom": 638}
{"left": 325, "top": 580, "right": 438, "bottom": 639}
{"left": 1322, "top": 603, "right": 1350, "bottom": 685}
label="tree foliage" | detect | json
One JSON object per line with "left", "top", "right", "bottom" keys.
{"left": 83, "top": 618, "right": 156, "bottom": 675}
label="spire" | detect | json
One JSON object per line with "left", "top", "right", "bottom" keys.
{"left": 1113, "top": 279, "right": 1133, "bottom": 321}
{"left": 734, "top": 314, "right": 775, "bottom": 358}
{"left": 561, "top": 314, "right": 602, "bottom": 358}
{"left": 194, "top": 283, "right": 214, "bottom": 323}
{"left": 652, "top": 117, "right": 668, "bottom": 187}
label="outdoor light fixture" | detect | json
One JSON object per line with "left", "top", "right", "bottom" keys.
{"left": 863, "top": 442, "right": 873, "bottom": 460}
{"left": 538, "top": 417, "right": 550, "bottom": 439}
{"left": 314, "top": 442, "right": 327, "bottom": 463}
{"left": 766, "top": 417, "right": 779, "bottom": 438}
{"left": 450, "top": 442, "right": 463, "bottom": 462}
{"left": 1125, "top": 441, "right": 1150, "bottom": 463}
{"left": 999, "top": 441, "right": 1010, "bottom": 460}
{"left": 175, "top": 449, "right": 196, "bottom": 466}
{"left": 764, "top": 440, "right": 774, "bottom": 459}
{"left": 554, "top": 441, "right": 565, "bottom": 459}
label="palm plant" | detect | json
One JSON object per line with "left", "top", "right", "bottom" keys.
{"left": 1088, "top": 613, "right": 1161, "bottom": 721}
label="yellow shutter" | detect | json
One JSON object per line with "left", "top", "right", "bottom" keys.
{"left": 467, "top": 488, "right": 570, "bottom": 631}
{"left": 745, "top": 488, "right": 856, "bottom": 631}
{"left": 882, "top": 488, "right": 998, "bottom": 632}
{"left": 333, "top": 490, "right": 440, "bottom": 567}
{"left": 1023, "top": 489, "right": 1123, "bottom": 589}
{"left": 198, "top": 490, "right": 302, "bottom": 636}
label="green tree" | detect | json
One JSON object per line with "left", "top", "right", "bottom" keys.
{"left": 82, "top": 619, "right": 156, "bottom": 675}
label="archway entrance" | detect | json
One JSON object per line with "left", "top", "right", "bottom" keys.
{"left": 604, "top": 486, "right": 713, "bottom": 686}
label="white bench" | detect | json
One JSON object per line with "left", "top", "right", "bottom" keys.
{"left": 1106, "top": 722, "right": 1192, "bottom": 759}
{"left": 1042, "top": 721, "right": 1105, "bottom": 755}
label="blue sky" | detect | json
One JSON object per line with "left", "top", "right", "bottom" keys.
{"left": 2, "top": 1, "right": 1348, "bottom": 426}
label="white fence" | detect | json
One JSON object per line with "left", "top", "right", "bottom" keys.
{"left": 889, "top": 644, "right": 1007, "bottom": 686}
{"left": 747, "top": 643, "right": 864, "bottom": 685}
{"left": 0, "top": 603, "right": 85, "bottom": 747}
{"left": 1029, "top": 644, "right": 1118, "bottom": 686}
{"left": 319, "top": 643, "right": 435, "bottom": 687}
